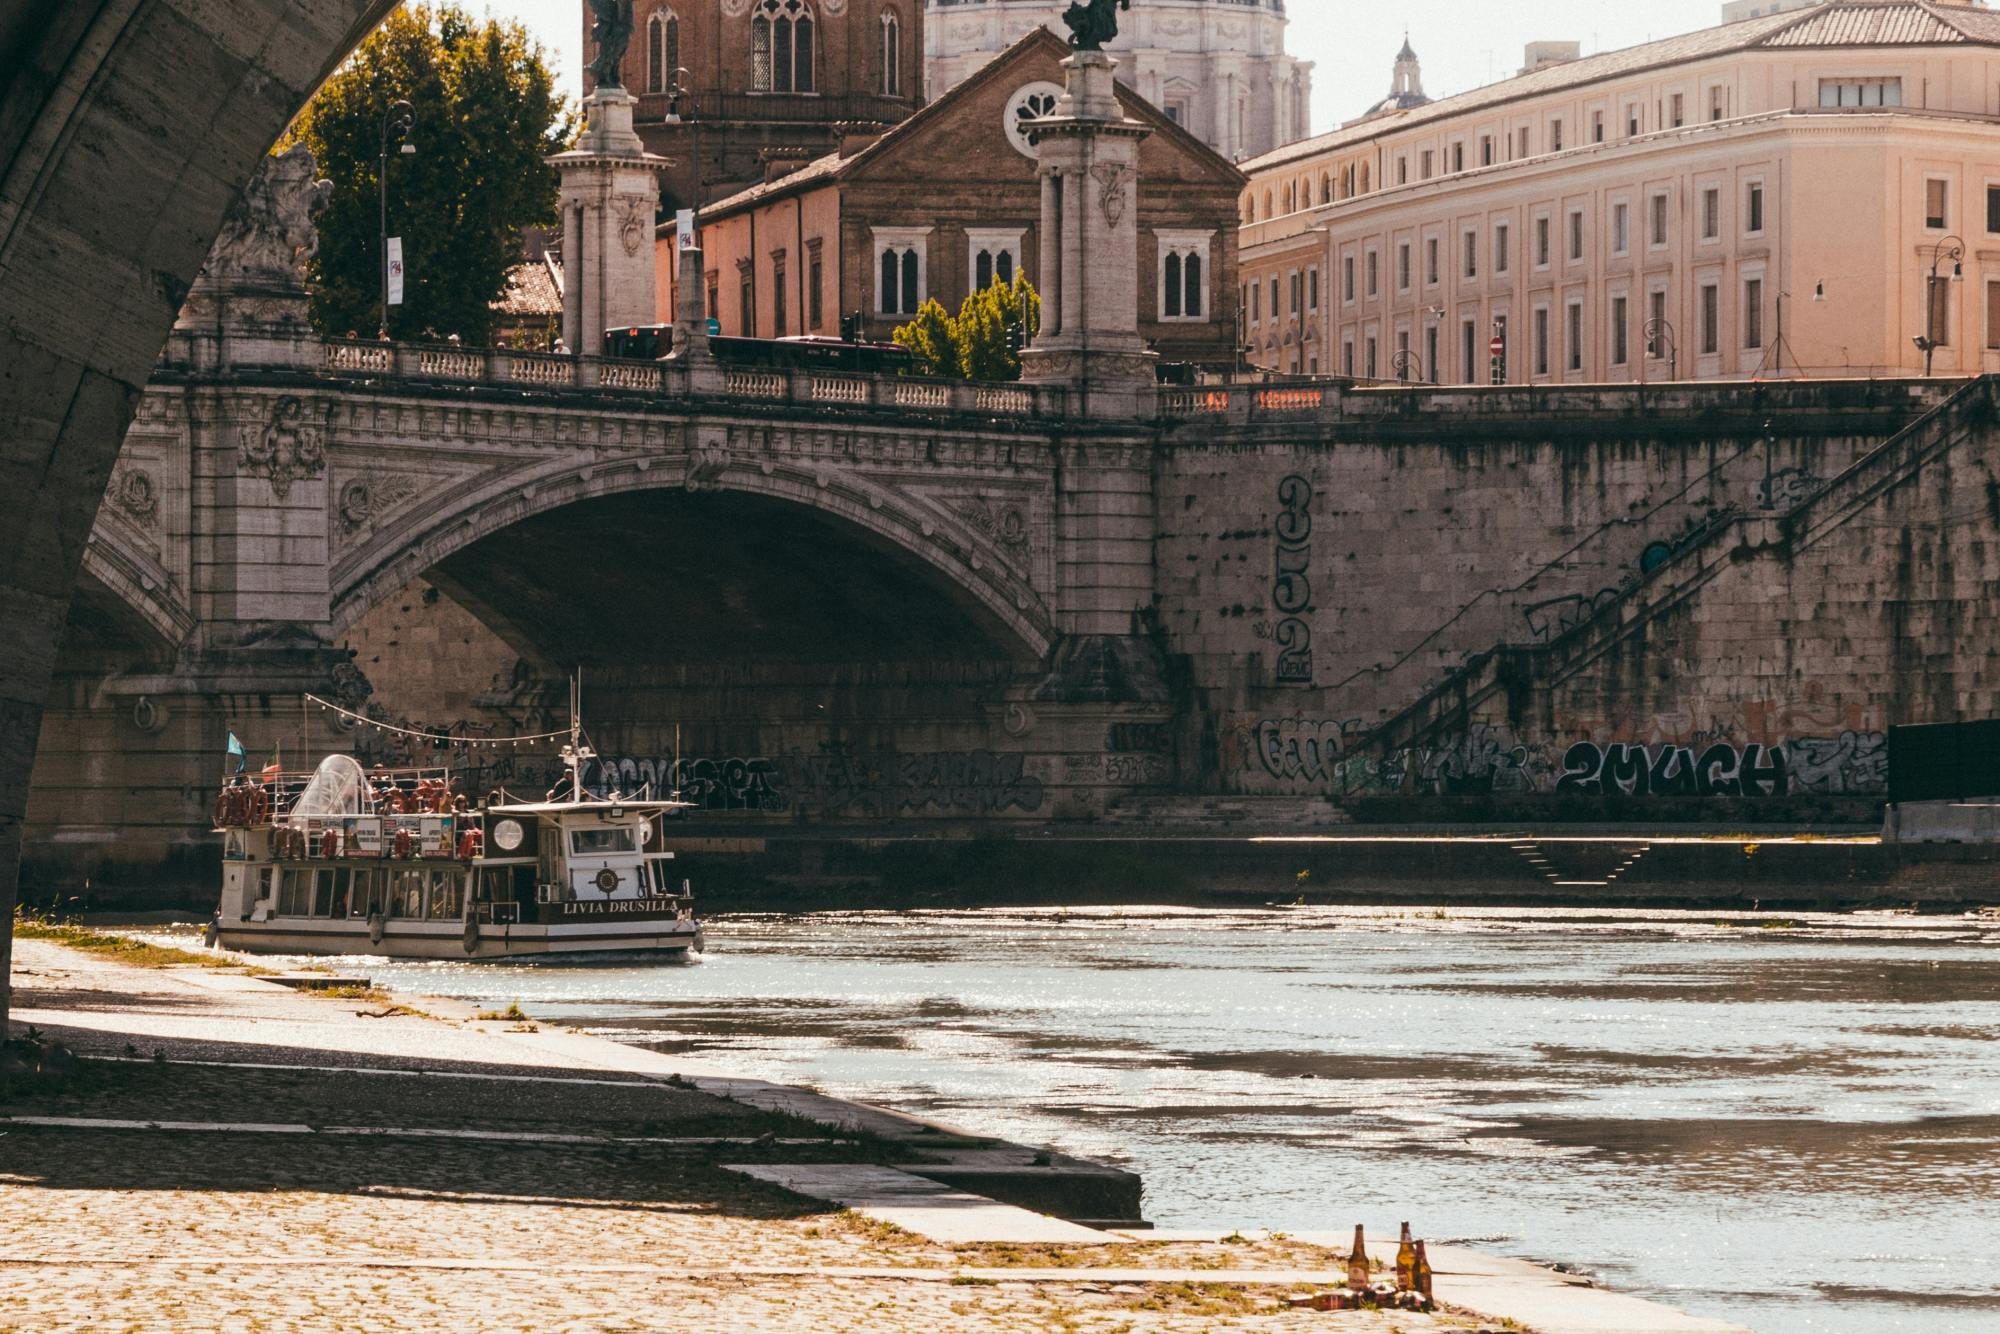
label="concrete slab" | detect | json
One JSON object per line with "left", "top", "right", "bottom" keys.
{"left": 725, "top": 1163, "right": 1111, "bottom": 1245}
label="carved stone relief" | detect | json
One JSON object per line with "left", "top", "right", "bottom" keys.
{"left": 238, "top": 396, "right": 327, "bottom": 500}
{"left": 109, "top": 466, "right": 159, "bottom": 529}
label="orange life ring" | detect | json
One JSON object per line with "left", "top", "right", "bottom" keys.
{"left": 320, "top": 828, "right": 340, "bottom": 859}
{"left": 393, "top": 827, "right": 413, "bottom": 859}
{"left": 456, "top": 829, "right": 483, "bottom": 860}
{"left": 213, "top": 790, "right": 232, "bottom": 827}
{"left": 247, "top": 789, "right": 270, "bottom": 825}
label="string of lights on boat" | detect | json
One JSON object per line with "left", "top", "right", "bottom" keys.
{"left": 302, "top": 693, "right": 570, "bottom": 750}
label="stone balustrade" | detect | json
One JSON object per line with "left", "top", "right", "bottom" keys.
{"left": 272, "top": 338, "right": 1073, "bottom": 420}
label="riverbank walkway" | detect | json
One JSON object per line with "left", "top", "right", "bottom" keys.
{"left": 2, "top": 936, "right": 1748, "bottom": 1332}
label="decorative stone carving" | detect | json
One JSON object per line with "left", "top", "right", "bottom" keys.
{"left": 1093, "top": 163, "right": 1130, "bottom": 226}
{"left": 337, "top": 473, "right": 422, "bottom": 532}
{"left": 238, "top": 396, "right": 327, "bottom": 500}
{"left": 686, "top": 444, "right": 730, "bottom": 491}
{"left": 109, "top": 466, "right": 159, "bottom": 528}
{"left": 956, "top": 497, "right": 1030, "bottom": 563}
{"left": 177, "top": 144, "right": 329, "bottom": 336}
{"left": 616, "top": 196, "right": 651, "bottom": 256}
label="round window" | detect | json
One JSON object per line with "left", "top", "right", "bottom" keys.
{"left": 490, "top": 818, "right": 525, "bottom": 852}
{"left": 1004, "top": 82, "right": 1065, "bottom": 159}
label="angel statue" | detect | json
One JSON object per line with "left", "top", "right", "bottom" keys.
{"left": 1062, "top": 0, "right": 1131, "bottom": 51}
{"left": 586, "top": 0, "right": 636, "bottom": 90}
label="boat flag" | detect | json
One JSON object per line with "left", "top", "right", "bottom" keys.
{"left": 226, "top": 732, "right": 246, "bottom": 774}
{"left": 261, "top": 761, "right": 282, "bottom": 783}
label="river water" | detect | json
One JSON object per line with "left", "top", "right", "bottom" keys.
{"left": 360, "top": 905, "right": 2000, "bottom": 1333}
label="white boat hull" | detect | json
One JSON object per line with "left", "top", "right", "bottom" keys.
{"left": 215, "top": 917, "right": 702, "bottom": 961}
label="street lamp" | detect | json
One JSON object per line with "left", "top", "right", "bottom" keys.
{"left": 1390, "top": 347, "right": 1421, "bottom": 382}
{"left": 1914, "top": 234, "right": 1964, "bottom": 375}
{"left": 377, "top": 98, "right": 416, "bottom": 341}
{"left": 1644, "top": 317, "right": 1676, "bottom": 379}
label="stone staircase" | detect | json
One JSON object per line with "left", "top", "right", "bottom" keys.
{"left": 1357, "top": 376, "right": 1998, "bottom": 758}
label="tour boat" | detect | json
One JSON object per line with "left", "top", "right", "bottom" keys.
{"left": 205, "top": 709, "right": 703, "bottom": 961}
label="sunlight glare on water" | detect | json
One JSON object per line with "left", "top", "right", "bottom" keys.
{"left": 355, "top": 905, "right": 2000, "bottom": 1334}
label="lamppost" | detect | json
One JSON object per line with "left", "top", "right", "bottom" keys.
{"left": 1644, "top": 317, "right": 1676, "bottom": 380}
{"left": 1912, "top": 234, "right": 1963, "bottom": 375}
{"left": 1390, "top": 347, "right": 1421, "bottom": 382}
{"left": 377, "top": 98, "right": 416, "bottom": 341}
{"left": 664, "top": 67, "right": 698, "bottom": 225}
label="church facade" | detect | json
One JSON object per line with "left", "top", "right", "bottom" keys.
{"left": 675, "top": 29, "right": 1246, "bottom": 370}
{"left": 925, "top": 0, "right": 1310, "bottom": 160}
{"left": 582, "top": 0, "right": 929, "bottom": 212}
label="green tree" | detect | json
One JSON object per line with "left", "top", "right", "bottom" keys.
{"left": 891, "top": 274, "right": 1042, "bottom": 380}
{"left": 285, "top": 5, "right": 571, "bottom": 343}
{"left": 892, "top": 299, "right": 964, "bottom": 378}
{"left": 955, "top": 272, "right": 1041, "bottom": 381}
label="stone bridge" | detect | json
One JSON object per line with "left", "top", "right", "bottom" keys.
{"left": 10, "top": 1, "right": 2000, "bottom": 918}
{"left": 32, "top": 315, "right": 2000, "bottom": 890}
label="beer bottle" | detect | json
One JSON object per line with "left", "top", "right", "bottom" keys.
{"left": 1413, "top": 1239, "right": 1435, "bottom": 1300}
{"left": 1346, "top": 1224, "right": 1369, "bottom": 1290}
{"left": 1396, "top": 1221, "right": 1417, "bottom": 1291}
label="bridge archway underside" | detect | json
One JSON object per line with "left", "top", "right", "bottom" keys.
{"left": 323, "top": 398, "right": 1061, "bottom": 664}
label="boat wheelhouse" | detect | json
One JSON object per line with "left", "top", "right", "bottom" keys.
{"left": 209, "top": 752, "right": 702, "bottom": 960}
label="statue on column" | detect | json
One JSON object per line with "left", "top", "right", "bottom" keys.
{"left": 586, "top": 0, "right": 636, "bottom": 90}
{"left": 1062, "top": 0, "right": 1130, "bottom": 51}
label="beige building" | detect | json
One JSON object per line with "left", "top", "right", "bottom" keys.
{"left": 1240, "top": 0, "right": 2000, "bottom": 383}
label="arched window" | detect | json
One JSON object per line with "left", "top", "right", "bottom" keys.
{"left": 1321, "top": 173, "right": 1331, "bottom": 205}
{"left": 880, "top": 10, "right": 901, "bottom": 96}
{"left": 1359, "top": 163, "right": 1370, "bottom": 192}
{"left": 647, "top": 10, "right": 680, "bottom": 95}
{"left": 1164, "top": 253, "right": 1183, "bottom": 317}
{"left": 1263, "top": 190, "right": 1273, "bottom": 219}
{"left": 753, "top": 0, "right": 814, "bottom": 93}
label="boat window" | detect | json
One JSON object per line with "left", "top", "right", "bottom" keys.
{"left": 392, "top": 869, "right": 425, "bottom": 919}
{"left": 428, "top": 870, "right": 464, "bottom": 921}
{"left": 571, "top": 827, "right": 636, "bottom": 855}
{"left": 650, "top": 859, "right": 678, "bottom": 896}
{"left": 351, "top": 869, "right": 379, "bottom": 918}
{"left": 277, "top": 868, "right": 311, "bottom": 916}
{"left": 255, "top": 866, "right": 274, "bottom": 906}
{"left": 322, "top": 869, "right": 350, "bottom": 918}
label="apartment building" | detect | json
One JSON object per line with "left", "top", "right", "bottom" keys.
{"left": 1240, "top": 0, "right": 2000, "bottom": 382}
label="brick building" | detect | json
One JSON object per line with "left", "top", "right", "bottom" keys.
{"left": 672, "top": 29, "right": 1246, "bottom": 369}
{"left": 582, "top": 0, "right": 927, "bottom": 213}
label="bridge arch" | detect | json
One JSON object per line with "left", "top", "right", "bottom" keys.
{"left": 1, "top": 1, "right": 404, "bottom": 1001}
{"left": 330, "top": 456, "right": 1057, "bottom": 663}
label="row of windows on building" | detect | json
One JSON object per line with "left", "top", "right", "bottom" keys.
{"left": 1312, "top": 177, "right": 1998, "bottom": 316}
{"left": 1249, "top": 78, "right": 1905, "bottom": 224}
{"left": 873, "top": 237, "right": 1210, "bottom": 320}
{"left": 640, "top": 2, "right": 907, "bottom": 98}
{"left": 1334, "top": 280, "right": 1766, "bottom": 383}
{"left": 1325, "top": 264, "right": 2000, "bottom": 383}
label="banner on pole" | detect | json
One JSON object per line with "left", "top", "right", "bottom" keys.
{"left": 676, "top": 210, "right": 695, "bottom": 251}
{"left": 387, "top": 237, "right": 406, "bottom": 306}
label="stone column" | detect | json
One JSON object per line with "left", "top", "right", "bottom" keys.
{"left": 1019, "top": 51, "right": 1158, "bottom": 421}
{"left": 547, "top": 89, "right": 671, "bottom": 358}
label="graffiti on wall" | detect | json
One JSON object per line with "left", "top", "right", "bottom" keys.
{"left": 1271, "top": 475, "right": 1314, "bottom": 684}
{"left": 1522, "top": 589, "right": 1619, "bottom": 641}
{"left": 1553, "top": 741, "right": 1789, "bottom": 797}
{"left": 1236, "top": 713, "right": 1888, "bottom": 800}
{"left": 585, "top": 750, "right": 1046, "bottom": 817}
{"left": 1254, "top": 716, "right": 1358, "bottom": 783}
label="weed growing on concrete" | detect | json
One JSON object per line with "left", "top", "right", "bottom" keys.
{"left": 474, "top": 1001, "right": 529, "bottom": 1021}
{"left": 13, "top": 914, "right": 258, "bottom": 971}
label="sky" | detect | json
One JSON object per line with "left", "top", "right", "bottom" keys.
{"left": 476, "top": 0, "right": 1743, "bottom": 136}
